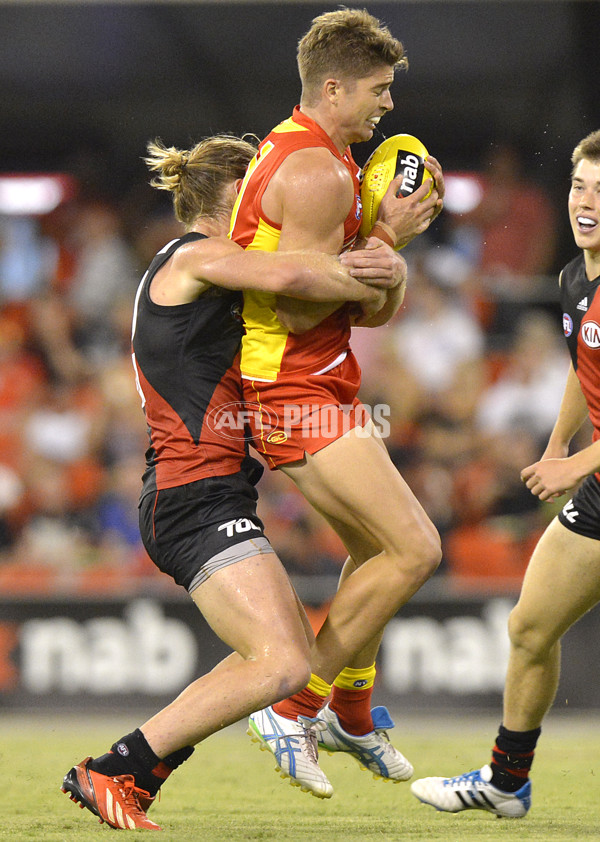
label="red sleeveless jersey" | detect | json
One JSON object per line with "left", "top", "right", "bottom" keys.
{"left": 561, "top": 254, "right": 600, "bottom": 440}
{"left": 228, "top": 106, "right": 362, "bottom": 381}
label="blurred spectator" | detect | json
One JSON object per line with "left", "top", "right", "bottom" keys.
{"left": 475, "top": 309, "right": 569, "bottom": 443}
{"left": 458, "top": 142, "right": 557, "bottom": 276}
{"left": 386, "top": 265, "right": 485, "bottom": 397}
{"left": 68, "top": 201, "right": 139, "bottom": 365}
{"left": 0, "top": 463, "right": 25, "bottom": 553}
{"left": 444, "top": 429, "right": 551, "bottom": 589}
{"left": 0, "top": 216, "right": 56, "bottom": 302}
{"left": 445, "top": 141, "right": 558, "bottom": 332}
{"left": 12, "top": 457, "right": 100, "bottom": 571}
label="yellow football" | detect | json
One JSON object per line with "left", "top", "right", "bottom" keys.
{"left": 359, "top": 133, "right": 432, "bottom": 240}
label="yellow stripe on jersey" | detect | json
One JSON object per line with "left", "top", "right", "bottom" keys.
{"left": 240, "top": 218, "right": 290, "bottom": 380}
{"left": 228, "top": 141, "right": 275, "bottom": 238}
{"left": 245, "top": 216, "right": 280, "bottom": 253}
{"left": 241, "top": 290, "right": 290, "bottom": 381}
{"left": 271, "top": 117, "right": 310, "bottom": 134}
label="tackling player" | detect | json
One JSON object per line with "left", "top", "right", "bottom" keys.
{"left": 60, "top": 134, "right": 407, "bottom": 830}
{"left": 411, "top": 129, "right": 600, "bottom": 818}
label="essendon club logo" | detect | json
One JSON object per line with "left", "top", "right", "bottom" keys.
{"left": 206, "top": 401, "right": 279, "bottom": 442}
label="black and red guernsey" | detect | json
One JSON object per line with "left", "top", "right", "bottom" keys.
{"left": 560, "top": 254, "right": 600, "bottom": 443}
{"left": 131, "top": 233, "right": 247, "bottom": 494}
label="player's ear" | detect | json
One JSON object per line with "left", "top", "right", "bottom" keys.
{"left": 324, "top": 78, "right": 340, "bottom": 104}
{"left": 234, "top": 178, "right": 244, "bottom": 194}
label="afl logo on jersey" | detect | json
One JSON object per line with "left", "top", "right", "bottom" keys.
{"left": 581, "top": 320, "right": 600, "bottom": 349}
{"left": 563, "top": 313, "right": 573, "bottom": 337}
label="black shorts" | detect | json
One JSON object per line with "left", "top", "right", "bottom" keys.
{"left": 139, "top": 459, "right": 273, "bottom": 593}
{"left": 557, "top": 474, "right": 600, "bottom": 541}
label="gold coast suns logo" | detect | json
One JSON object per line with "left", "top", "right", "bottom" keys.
{"left": 266, "top": 430, "right": 288, "bottom": 444}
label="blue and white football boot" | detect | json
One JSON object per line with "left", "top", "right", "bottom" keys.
{"left": 247, "top": 706, "right": 333, "bottom": 798}
{"left": 317, "top": 704, "right": 413, "bottom": 782}
{"left": 411, "top": 764, "right": 531, "bottom": 817}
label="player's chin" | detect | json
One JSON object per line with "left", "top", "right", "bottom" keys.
{"left": 355, "top": 124, "right": 376, "bottom": 142}
{"left": 574, "top": 230, "right": 600, "bottom": 252}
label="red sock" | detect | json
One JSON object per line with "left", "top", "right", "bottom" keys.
{"left": 329, "top": 685, "right": 374, "bottom": 735}
{"left": 328, "top": 664, "right": 377, "bottom": 735}
{"left": 274, "top": 687, "right": 329, "bottom": 721}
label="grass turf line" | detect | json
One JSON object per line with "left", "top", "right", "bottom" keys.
{"left": 0, "top": 713, "right": 598, "bottom": 841}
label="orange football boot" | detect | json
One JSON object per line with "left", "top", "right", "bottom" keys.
{"left": 62, "top": 756, "right": 162, "bottom": 830}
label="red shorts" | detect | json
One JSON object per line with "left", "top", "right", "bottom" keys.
{"left": 243, "top": 351, "right": 367, "bottom": 469}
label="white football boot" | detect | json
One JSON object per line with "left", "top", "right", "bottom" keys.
{"left": 411, "top": 764, "right": 531, "bottom": 817}
{"left": 317, "top": 704, "right": 413, "bottom": 782}
{"left": 247, "top": 706, "right": 333, "bottom": 798}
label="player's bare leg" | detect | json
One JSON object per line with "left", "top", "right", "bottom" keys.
{"left": 281, "top": 422, "right": 441, "bottom": 680}
{"left": 329, "top": 425, "right": 398, "bottom": 670}
{"left": 140, "top": 552, "right": 313, "bottom": 753}
{"left": 139, "top": 553, "right": 333, "bottom": 798}
{"left": 411, "top": 518, "right": 600, "bottom": 816}
{"left": 252, "top": 422, "right": 439, "bottom": 788}
{"left": 504, "top": 518, "right": 600, "bottom": 731}
{"left": 300, "top": 526, "right": 413, "bottom": 782}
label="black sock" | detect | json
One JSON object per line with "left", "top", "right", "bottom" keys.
{"left": 149, "top": 746, "right": 195, "bottom": 795}
{"left": 89, "top": 729, "right": 194, "bottom": 797}
{"left": 490, "top": 723, "right": 541, "bottom": 792}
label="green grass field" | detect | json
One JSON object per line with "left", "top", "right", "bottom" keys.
{"left": 1, "top": 711, "right": 598, "bottom": 841}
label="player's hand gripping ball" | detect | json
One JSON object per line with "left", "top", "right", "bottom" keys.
{"left": 359, "top": 134, "right": 433, "bottom": 240}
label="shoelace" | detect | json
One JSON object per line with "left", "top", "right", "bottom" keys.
{"left": 297, "top": 717, "right": 327, "bottom": 763}
{"left": 112, "top": 776, "right": 150, "bottom": 816}
{"left": 444, "top": 769, "right": 481, "bottom": 788}
{"left": 373, "top": 727, "right": 391, "bottom": 744}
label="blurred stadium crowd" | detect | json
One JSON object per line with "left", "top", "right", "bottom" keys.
{"left": 0, "top": 142, "right": 583, "bottom": 597}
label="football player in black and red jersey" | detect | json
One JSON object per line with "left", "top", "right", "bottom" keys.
{"left": 412, "top": 129, "right": 600, "bottom": 818}
{"left": 60, "top": 133, "right": 406, "bottom": 830}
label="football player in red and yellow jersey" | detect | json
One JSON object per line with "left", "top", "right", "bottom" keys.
{"left": 230, "top": 8, "right": 446, "bottom": 797}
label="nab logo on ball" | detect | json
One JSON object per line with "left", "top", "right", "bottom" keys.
{"left": 359, "top": 133, "right": 432, "bottom": 241}
{"left": 397, "top": 152, "right": 425, "bottom": 198}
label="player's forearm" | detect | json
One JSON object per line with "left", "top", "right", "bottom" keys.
{"left": 352, "top": 281, "right": 406, "bottom": 328}
{"left": 275, "top": 297, "right": 343, "bottom": 334}
{"left": 196, "top": 247, "right": 366, "bottom": 301}
{"left": 545, "top": 364, "right": 590, "bottom": 454}
{"left": 566, "top": 440, "right": 600, "bottom": 480}
{"left": 283, "top": 253, "right": 380, "bottom": 302}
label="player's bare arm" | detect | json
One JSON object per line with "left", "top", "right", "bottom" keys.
{"left": 277, "top": 242, "right": 407, "bottom": 334}
{"left": 521, "top": 440, "right": 600, "bottom": 502}
{"left": 149, "top": 234, "right": 397, "bottom": 308}
{"left": 265, "top": 146, "right": 353, "bottom": 252}
{"left": 348, "top": 246, "right": 407, "bottom": 328}
{"left": 521, "top": 363, "right": 592, "bottom": 500}
{"left": 270, "top": 147, "right": 358, "bottom": 331}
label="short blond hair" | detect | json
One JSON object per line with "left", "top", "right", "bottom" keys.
{"left": 571, "top": 129, "right": 600, "bottom": 174}
{"left": 144, "top": 135, "right": 257, "bottom": 227}
{"left": 298, "top": 8, "right": 407, "bottom": 105}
